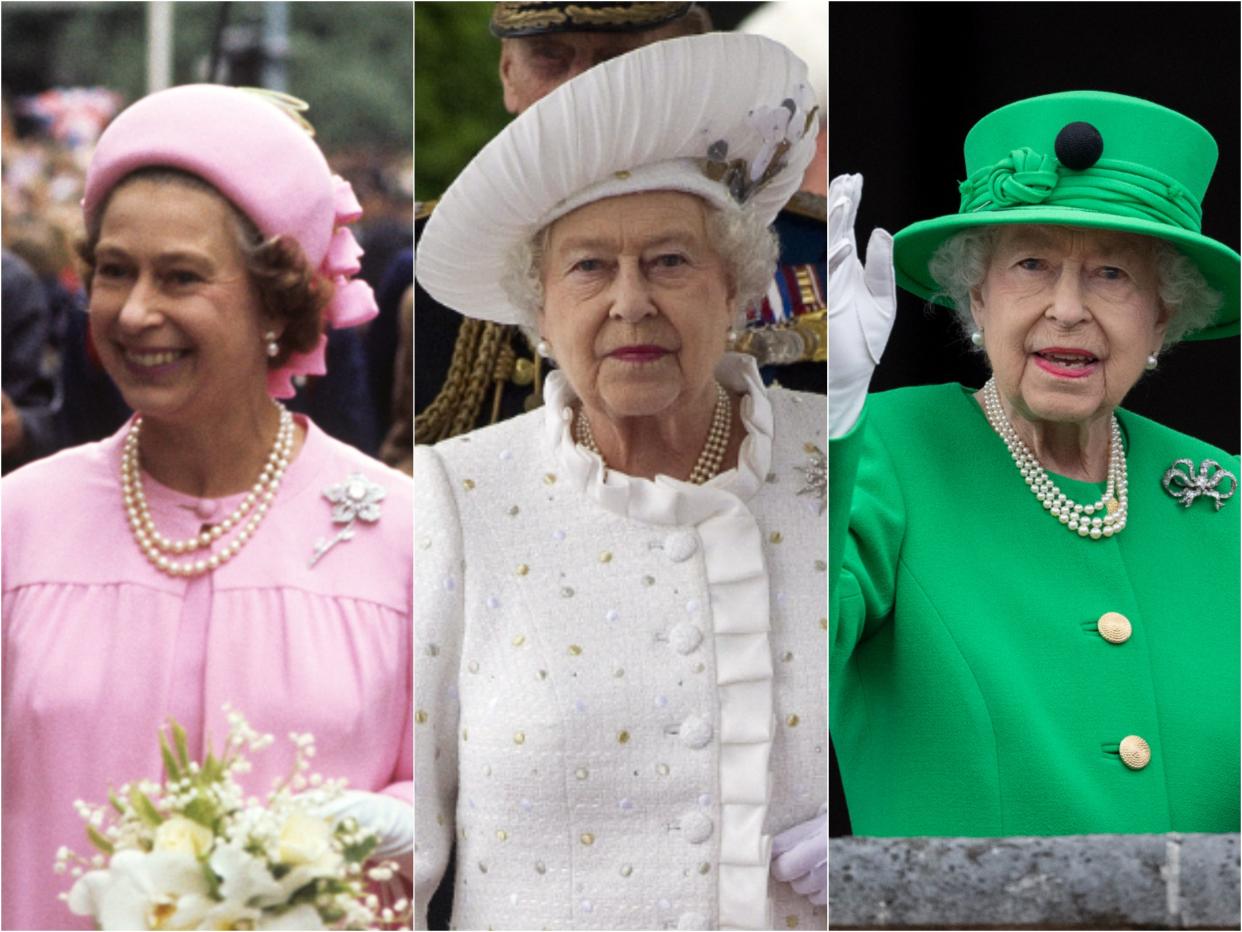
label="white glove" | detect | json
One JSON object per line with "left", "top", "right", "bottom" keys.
{"left": 318, "top": 790, "right": 413, "bottom": 875}
{"left": 828, "top": 173, "right": 898, "bottom": 438}
{"left": 770, "top": 811, "right": 827, "bottom": 906}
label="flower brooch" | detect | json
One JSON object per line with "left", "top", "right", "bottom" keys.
{"left": 1162, "top": 458, "right": 1236, "bottom": 512}
{"left": 795, "top": 442, "right": 826, "bottom": 514}
{"left": 309, "top": 472, "right": 386, "bottom": 567}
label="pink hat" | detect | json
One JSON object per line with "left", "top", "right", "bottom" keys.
{"left": 82, "top": 84, "right": 378, "bottom": 398}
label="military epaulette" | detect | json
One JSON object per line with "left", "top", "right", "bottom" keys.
{"left": 781, "top": 191, "right": 826, "bottom": 223}
{"left": 415, "top": 199, "right": 438, "bottom": 222}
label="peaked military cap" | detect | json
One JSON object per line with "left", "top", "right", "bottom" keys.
{"left": 490, "top": 2, "right": 692, "bottom": 37}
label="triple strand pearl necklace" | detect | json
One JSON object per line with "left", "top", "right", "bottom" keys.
{"left": 122, "top": 404, "right": 295, "bottom": 577}
{"left": 575, "top": 382, "right": 731, "bottom": 485}
{"left": 981, "top": 377, "right": 1127, "bottom": 540}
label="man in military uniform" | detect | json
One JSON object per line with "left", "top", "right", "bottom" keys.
{"left": 415, "top": 1, "right": 825, "bottom": 445}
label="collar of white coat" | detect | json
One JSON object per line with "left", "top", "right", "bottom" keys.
{"left": 543, "top": 352, "right": 775, "bottom": 525}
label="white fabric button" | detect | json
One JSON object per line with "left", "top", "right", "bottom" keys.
{"left": 664, "top": 530, "right": 698, "bottom": 562}
{"left": 195, "top": 499, "right": 218, "bottom": 520}
{"left": 677, "top": 912, "right": 709, "bottom": 930}
{"left": 681, "top": 810, "right": 713, "bottom": 843}
{"left": 679, "top": 715, "right": 713, "bottom": 749}
{"left": 669, "top": 623, "right": 703, "bottom": 655}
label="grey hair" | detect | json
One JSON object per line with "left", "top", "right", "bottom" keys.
{"left": 927, "top": 225, "right": 1222, "bottom": 351}
{"left": 499, "top": 197, "right": 779, "bottom": 342}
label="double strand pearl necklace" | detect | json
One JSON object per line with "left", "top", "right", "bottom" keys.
{"left": 575, "top": 382, "right": 732, "bottom": 485}
{"left": 981, "top": 378, "right": 1127, "bottom": 540}
{"left": 122, "top": 404, "right": 295, "bottom": 577}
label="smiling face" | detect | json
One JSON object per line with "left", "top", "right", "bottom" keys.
{"left": 539, "top": 190, "right": 735, "bottom": 423}
{"left": 89, "top": 177, "right": 273, "bottom": 426}
{"left": 970, "top": 225, "right": 1171, "bottom": 426}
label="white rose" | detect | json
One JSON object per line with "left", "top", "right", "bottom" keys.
{"left": 152, "top": 816, "right": 214, "bottom": 858}
{"left": 276, "top": 810, "right": 334, "bottom": 867}
{"left": 67, "top": 850, "right": 211, "bottom": 930}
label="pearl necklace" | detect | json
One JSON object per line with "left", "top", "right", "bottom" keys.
{"left": 981, "top": 378, "right": 1127, "bottom": 540}
{"left": 575, "top": 382, "right": 731, "bottom": 485}
{"left": 122, "top": 404, "right": 295, "bottom": 576}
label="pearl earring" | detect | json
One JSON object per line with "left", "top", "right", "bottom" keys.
{"left": 726, "top": 328, "right": 739, "bottom": 347}
{"left": 536, "top": 339, "right": 552, "bottom": 359}
{"left": 970, "top": 329, "right": 984, "bottom": 347}
{"left": 264, "top": 331, "right": 279, "bottom": 358}
{"left": 1145, "top": 353, "right": 1158, "bottom": 370}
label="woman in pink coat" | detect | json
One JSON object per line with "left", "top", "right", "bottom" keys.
{"left": 1, "top": 86, "right": 412, "bottom": 930}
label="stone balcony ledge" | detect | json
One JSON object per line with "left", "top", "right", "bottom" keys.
{"left": 829, "top": 832, "right": 1239, "bottom": 930}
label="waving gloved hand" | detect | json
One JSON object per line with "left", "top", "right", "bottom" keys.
{"left": 770, "top": 810, "right": 827, "bottom": 906}
{"left": 318, "top": 790, "right": 413, "bottom": 876}
{"left": 828, "top": 173, "right": 898, "bottom": 437}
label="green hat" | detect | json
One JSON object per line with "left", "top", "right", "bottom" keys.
{"left": 490, "top": 2, "right": 691, "bottom": 38}
{"left": 892, "top": 91, "right": 1239, "bottom": 340}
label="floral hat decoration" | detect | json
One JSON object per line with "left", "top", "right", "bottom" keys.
{"left": 415, "top": 32, "right": 819, "bottom": 329}
{"left": 82, "top": 84, "right": 379, "bottom": 397}
{"left": 892, "top": 90, "right": 1240, "bottom": 340}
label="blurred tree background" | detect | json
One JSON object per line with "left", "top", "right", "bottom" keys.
{"left": 413, "top": 1, "right": 761, "bottom": 201}
{"left": 414, "top": 2, "right": 507, "bottom": 201}
{"left": 1, "top": 1, "right": 412, "bottom": 153}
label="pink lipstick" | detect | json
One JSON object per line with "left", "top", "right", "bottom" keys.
{"left": 1032, "top": 347, "right": 1099, "bottom": 379}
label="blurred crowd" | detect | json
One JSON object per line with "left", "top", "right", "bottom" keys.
{"left": 1, "top": 85, "right": 415, "bottom": 476}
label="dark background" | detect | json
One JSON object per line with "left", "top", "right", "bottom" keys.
{"left": 829, "top": 1, "right": 1241, "bottom": 837}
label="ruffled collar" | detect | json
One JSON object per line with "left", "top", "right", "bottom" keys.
{"left": 543, "top": 352, "right": 775, "bottom": 526}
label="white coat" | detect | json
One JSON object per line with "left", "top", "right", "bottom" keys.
{"left": 415, "top": 355, "right": 827, "bottom": 930}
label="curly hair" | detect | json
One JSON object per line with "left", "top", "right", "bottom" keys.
{"left": 500, "top": 195, "right": 778, "bottom": 342}
{"left": 927, "top": 224, "right": 1222, "bottom": 351}
{"left": 77, "top": 167, "right": 332, "bottom": 367}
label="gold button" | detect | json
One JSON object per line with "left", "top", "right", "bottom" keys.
{"left": 1120, "top": 735, "right": 1151, "bottom": 770}
{"left": 1097, "top": 612, "right": 1132, "bottom": 644}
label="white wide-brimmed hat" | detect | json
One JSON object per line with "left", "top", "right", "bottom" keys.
{"left": 416, "top": 32, "right": 819, "bottom": 328}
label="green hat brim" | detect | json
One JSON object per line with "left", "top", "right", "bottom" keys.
{"left": 892, "top": 207, "right": 1240, "bottom": 341}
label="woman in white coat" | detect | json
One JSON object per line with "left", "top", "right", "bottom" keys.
{"left": 414, "top": 33, "right": 827, "bottom": 932}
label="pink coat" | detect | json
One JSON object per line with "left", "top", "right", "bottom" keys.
{"left": 2, "top": 417, "right": 412, "bottom": 930}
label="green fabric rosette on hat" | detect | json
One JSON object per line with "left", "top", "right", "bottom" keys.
{"left": 892, "top": 90, "right": 1240, "bottom": 340}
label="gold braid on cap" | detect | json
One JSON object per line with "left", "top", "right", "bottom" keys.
{"left": 491, "top": 2, "right": 689, "bottom": 34}
{"left": 563, "top": 3, "right": 685, "bottom": 26}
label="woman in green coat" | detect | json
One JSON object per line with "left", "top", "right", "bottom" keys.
{"left": 828, "top": 91, "right": 1239, "bottom": 837}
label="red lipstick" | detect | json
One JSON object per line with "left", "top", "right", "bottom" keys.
{"left": 609, "top": 345, "right": 670, "bottom": 363}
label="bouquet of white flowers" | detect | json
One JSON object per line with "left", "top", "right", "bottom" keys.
{"left": 56, "top": 706, "right": 410, "bottom": 930}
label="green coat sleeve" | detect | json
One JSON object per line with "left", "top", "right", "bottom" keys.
{"left": 829, "top": 402, "right": 907, "bottom": 681}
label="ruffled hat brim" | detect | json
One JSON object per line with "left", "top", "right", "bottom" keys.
{"left": 416, "top": 33, "right": 818, "bottom": 329}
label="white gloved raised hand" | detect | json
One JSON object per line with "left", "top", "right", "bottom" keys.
{"left": 318, "top": 790, "right": 413, "bottom": 875}
{"left": 828, "top": 173, "right": 898, "bottom": 438}
{"left": 770, "top": 811, "right": 827, "bottom": 906}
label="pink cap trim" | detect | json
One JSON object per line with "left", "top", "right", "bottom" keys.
{"left": 326, "top": 278, "right": 379, "bottom": 330}
{"left": 332, "top": 175, "right": 364, "bottom": 224}
{"left": 324, "top": 226, "right": 364, "bottom": 278}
